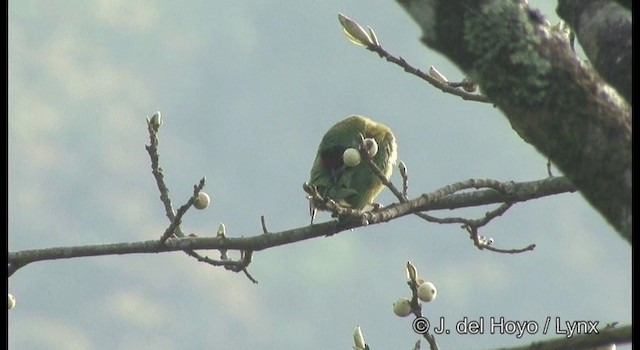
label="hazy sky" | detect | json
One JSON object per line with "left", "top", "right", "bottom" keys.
{"left": 8, "top": 1, "right": 631, "bottom": 349}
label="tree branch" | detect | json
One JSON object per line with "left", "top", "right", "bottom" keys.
{"left": 490, "top": 324, "right": 630, "bottom": 350}
{"left": 8, "top": 177, "right": 575, "bottom": 277}
{"left": 366, "top": 44, "right": 491, "bottom": 103}
{"left": 144, "top": 114, "right": 257, "bottom": 281}
{"left": 557, "top": 0, "right": 632, "bottom": 104}
{"left": 394, "top": 0, "right": 631, "bottom": 243}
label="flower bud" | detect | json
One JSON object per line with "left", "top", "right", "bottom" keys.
{"left": 398, "top": 161, "right": 408, "bottom": 178}
{"left": 148, "top": 111, "right": 163, "bottom": 131}
{"left": 406, "top": 261, "right": 418, "bottom": 282}
{"left": 428, "top": 66, "right": 448, "bottom": 83}
{"left": 216, "top": 223, "right": 226, "bottom": 237}
{"left": 367, "top": 26, "right": 379, "bottom": 47}
{"left": 338, "top": 13, "right": 374, "bottom": 47}
{"left": 353, "top": 326, "right": 366, "bottom": 350}
{"left": 8, "top": 294, "right": 16, "bottom": 310}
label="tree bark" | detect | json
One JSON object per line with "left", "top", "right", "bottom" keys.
{"left": 395, "top": 0, "right": 631, "bottom": 243}
{"left": 557, "top": 0, "right": 632, "bottom": 104}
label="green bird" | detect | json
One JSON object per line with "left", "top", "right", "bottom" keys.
{"left": 307, "top": 115, "right": 398, "bottom": 222}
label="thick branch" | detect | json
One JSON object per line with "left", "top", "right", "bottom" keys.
{"left": 557, "top": 0, "right": 632, "bottom": 104}
{"left": 492, "top": 324, "right": 630, "bottom": 350}
{"left": 8, "top": 177, "right": 575, "bottom": 276}
{"left": 395, "top": 0, "right": 631, "bottom": 243}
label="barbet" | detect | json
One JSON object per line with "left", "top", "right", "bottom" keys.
{"left": 307, "top": 115, "right": 398, "bottom": 222}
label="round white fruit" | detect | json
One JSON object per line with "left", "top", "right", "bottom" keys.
{"left": 342, "top": 148, "right": 361, "bottom": 167}
{"left": 194, "top": 192, "right": 211, "bottom": 210}
{"left": 393, "top": 297, "right": 412, "bottom": 317}
{"left": 417, "top": 281, "right": 437, "bottom": 302}
{"left": 363, "top": 138, "right": 378, "bottom": 158}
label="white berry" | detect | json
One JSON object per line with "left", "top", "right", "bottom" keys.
{"left": 393, "top": 297, "right": 412, "bottom": 317}
{"left": 194, "top": 192, "right": 211, "bottom": 210}
{"left": 342, "top": 148, "right": 361, "bottom": 167}
{"left": 363, "top": 138, "right": 378, "bottom": 158}
{"left": 417, "top": 281, "right": 437, "bottom": 302}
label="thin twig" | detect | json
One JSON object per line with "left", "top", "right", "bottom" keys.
{"left": 364, "top": 157, "right": 405, "bottom": 201}
{"left": 242, "top": 269, "right": 258, "bottom": 284}
{"left": 366, "top": 45, "right": 491, "bottom": 103}
{"left": 406, "top": 279, "right": 439, "bottom": 350}
{"left": 144, "top": 117, "right": 256, "bottom": 281}
{"left": 483, "top": 244, "right": 536, "bottom": 254}
{"left": 145, "top": 118, "right": 179, "bottom": 231}
{"left": 362, "top": 160, "right": 535, "bottom": 252}
{"left": 261, "top": 216, "right": 269, "bottom": 234}
{"left": 398, "top": 161, "right": 409, "bottom": 199}
{"left": 159, "top": 179, "right": 205, "bottom": 242}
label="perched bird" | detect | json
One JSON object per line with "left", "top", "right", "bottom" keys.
{"left": 307, "top": 115, "right": 397, "bottom": 222}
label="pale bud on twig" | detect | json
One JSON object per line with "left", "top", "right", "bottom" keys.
{"left": 353, "top": 326, "right": 366, "bottom": 350}
{"left": 338, "top": 13, "right": 375, "bottom": 48}
{"left": 241, "top": 250, "right": 253, "bottom": 264}
{"left": 367, "top": 26, "right": 379, "bottom": 47}
{"left": 148, "top": 111, "right": 163, "bottom": 132}
{"left": 216, "top": 223, "right": 226, "bottom": 237}
{"left": 406, "top": 261, "right": 418, "bottom": 282}
{"left": 398, "top": 161, "right": 408, "bottom": 178}
{"left": 8, "top": 294, "right": 16, "bottom": 310}
{"left": 428, "top": 66, "right": 449, "bottom": 83}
